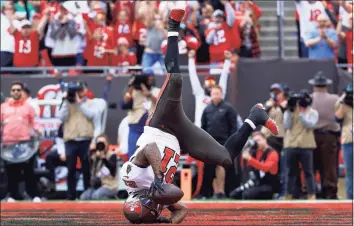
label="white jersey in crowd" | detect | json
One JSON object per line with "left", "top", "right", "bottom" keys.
{"left": 188, "top": 58, "right": 230, "bottom": 127}
{"left": 339, "top": 6, "right": 350, "bottom": 28}
{"left": 296, "top": 1, "right": 327, "bottom": 40}
{"left": 120, "top": 126, "right": 180, "bottom": 194}
{"left": 0, "top": 13, "right": 14, "bottom": 53}
{"left": 188, "top": 58, "right": 243, "bottom": 128}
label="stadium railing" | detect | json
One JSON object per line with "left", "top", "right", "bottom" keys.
{"left": 0, "top": 63, "right": 352, "bottom": 76}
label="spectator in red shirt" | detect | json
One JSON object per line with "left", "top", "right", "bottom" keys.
{"left": 112, "top": 37, "right": 137, "bottom": 74}
{"left": 205, "top": 1, "right": 235, "bottom": 64}
{"left": 1, "top": 81, "right": 42, "bottom": 202}
{"left": 114, "top": 9, "right": 133, "bottom": 48}
{"left": 229, "top": 131, "right": 280, "bottom": 200}
{"left": 337, "top": 13, "right": 353, "bottom": 72}
{"left": 85, "top": 12, "right": 115, "bottom": 68}
{"left": 10, "top": 13, "right": 48, "bottom": 69}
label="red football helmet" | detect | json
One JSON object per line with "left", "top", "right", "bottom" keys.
{"left": 123, "top": 191, "right": 163, "bottom": 224}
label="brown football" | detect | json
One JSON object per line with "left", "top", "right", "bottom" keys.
{"left": 150, "top": 183, "right": 184, "bottom": 206}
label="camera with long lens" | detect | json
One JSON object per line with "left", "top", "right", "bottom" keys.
{"left": 244, "top": 139, "right": 258, "bottom": 150}
{"left": 128, "top": 74, "right": 153, "bottom": 90}
{"left": 342, "top": 85, "right": 353, "bottom": 107}
{"left": 229, "top": 171, "right": 260, "bottom": 198}
{"left": 64, "top": 81, "right": 84, "bottom": 103}
{"left": 287, "top": 90, "right": 312, "bottom": 112}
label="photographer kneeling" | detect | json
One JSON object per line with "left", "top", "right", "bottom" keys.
{"left": 58, "top": 81, "right": 98, "bottom": 200}
{"left": 80, "top": 135, "right": 118, "bottom": 200}
{"left": 229, "top": 132, "right": 280, "bottom": 200}
{"left": 284, "top": 90, "right": 318, "bottom": 200}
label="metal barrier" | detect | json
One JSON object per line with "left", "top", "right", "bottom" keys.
{"left": 0, "top": 65, "right": 214, "bottom": 76}
{"left": 0, "top": 64, "right": 352, "bottom": 76}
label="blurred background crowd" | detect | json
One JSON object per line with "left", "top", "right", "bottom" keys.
{"left": 1, "top": 0, "right": 352, "bottom": 73}
{"left": 0, "top": 0, "right": 353, "bottom": 203}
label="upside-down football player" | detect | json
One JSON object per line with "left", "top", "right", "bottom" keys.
{"left": 121, "top": 2, "right": 278, "bottom": 224}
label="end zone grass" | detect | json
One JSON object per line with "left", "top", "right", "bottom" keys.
{"left": 1, "top": 200, "right": 352, "bottom": 225}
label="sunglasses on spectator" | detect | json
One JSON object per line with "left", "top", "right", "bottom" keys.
{"left": 11, "top": 89, "right": 22, "bottom": 92}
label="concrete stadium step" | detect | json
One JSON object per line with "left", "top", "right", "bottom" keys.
{"left": 259, "top": 16, "right": 297, "bottom": 28}
{"left": 254, "top": 0, "right": 298, "bottom": 58}
{"left": 260, "top": 7, "right": 297, "bottom": 18}
{"left": 259, "top": 36, "right": 298, "bottom": 48}
{"left": 260, "top": 26, "right": 297, "bottom": 37}
{"left": 260, "top": 46, "right": 299, "bottom": 59}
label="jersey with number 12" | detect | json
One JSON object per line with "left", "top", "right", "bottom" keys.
{"left": 296, "top": 1, "right": 326, "bottom": 40}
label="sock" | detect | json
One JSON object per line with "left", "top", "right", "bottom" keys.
{"left": 224, "top": 123, "right": 254, "bottom": 161}
{"left": 164, "top": 36, "right": 180, "bottom": 73}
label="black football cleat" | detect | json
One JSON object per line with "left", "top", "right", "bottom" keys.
{"left": 247, "top": 103, "right": 279, "bottom": 135}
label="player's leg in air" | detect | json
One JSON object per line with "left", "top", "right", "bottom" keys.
{"left": 146, "top": 1, "right": 234, "bottom": 167}
{"left": 147, "top": 2, "right": 278, "bottom": 168}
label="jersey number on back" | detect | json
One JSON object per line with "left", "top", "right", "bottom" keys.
{"left": 161, "top": 147, "right": 180, "bottom": 184}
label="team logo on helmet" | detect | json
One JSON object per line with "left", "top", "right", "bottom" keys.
{"left": 124, "top": 200, "right": 142, "bottom": 215}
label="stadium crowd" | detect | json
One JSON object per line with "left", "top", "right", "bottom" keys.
{"left": 295, "top": 0, "right": 353, "bottom": 71}
{"left": 0, "top": 0, "right": 263, "bottom": 74}
{"left": 0, "top": 0, "right": 353, "bottom": 203}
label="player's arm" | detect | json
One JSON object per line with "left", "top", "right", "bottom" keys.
{"left": 168, "top": 202, "right": 188, "bottom": 224}
{"left": 133, "top": 142, "right": 165, "bottom": 195}
{"left": 132, "top": 142, "right": 163, "bottom": 179}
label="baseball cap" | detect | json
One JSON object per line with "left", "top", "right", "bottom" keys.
{"left": 270, "top": 83, "right": 283, "bottom": 91}
{"left": 213, "top": 9, "right": 224, "bottom": 18}
{"left": 20, "top": 20, "right": 31, "bottom": 28}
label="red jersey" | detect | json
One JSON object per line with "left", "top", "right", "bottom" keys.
{"left": 13, "top": 31, "right": 39, "bottom": 67}
{"left": 205, "top": 22, "right": 232, "bottom": 63}
{"left": 132, "top": 20, "right": 147, "bottom": 43}
{"left": 113, "top": 52, "right": 137, "bottom": 66}
{"left": 86, "top": 26, "right": 115, "bottom": 66}
{"left": 231, "top": 20, "right": 242, "bottom": 51}
{"left": 114, "top": 22, "right": 133, "bottom": 47}
{"left": 344, "top": 30, "right": 353, "bottom": 70}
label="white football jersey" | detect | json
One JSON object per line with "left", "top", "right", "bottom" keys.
{"left": 296, "top": 1, "right": 327, "bottom": 40}
{"left": 120, "top": 126, "right": 180, "bottom": 194}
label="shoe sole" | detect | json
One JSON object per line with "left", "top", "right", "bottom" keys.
{"left": 256, "top": 103, "right": 279, "bottom": 136}
{"left": 170, "top": 9, "right": 185, "bottom": 22}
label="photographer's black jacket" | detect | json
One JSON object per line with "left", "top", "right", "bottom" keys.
{"left": 201, "top": 100, "right": 238, "bottom": 144}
